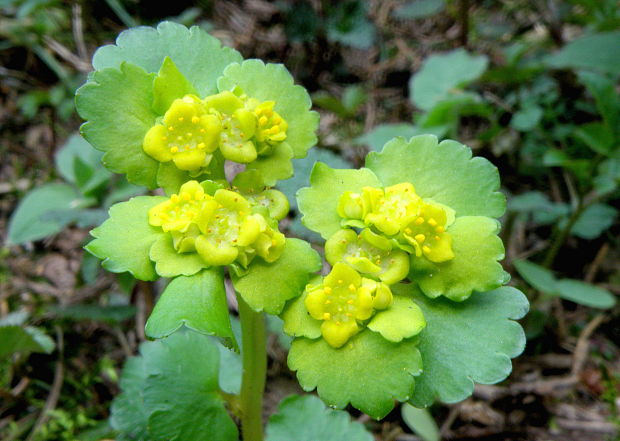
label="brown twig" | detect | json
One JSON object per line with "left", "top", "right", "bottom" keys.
{"left": 585, "top": 243, "right": 610, "bottom": 283}
{"left": 72, "top": 3, "right": 89, "bottom": 62}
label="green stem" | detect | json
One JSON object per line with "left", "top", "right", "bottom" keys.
{"left": 542, "top": 200, "right": 585, "bottom": 268}
{"left": 237, "top": 295, "right": 266, "bottom": 441}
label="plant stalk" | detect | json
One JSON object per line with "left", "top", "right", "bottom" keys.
{"left": 237, "top": 295, "right": 266, "bottom": 441}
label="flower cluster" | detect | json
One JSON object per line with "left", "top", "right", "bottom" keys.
{"left": 143, "top": 90, "right": 288, "bottom": 174}
{"left": 149, "top": 180, "right": 286, "bottom": 268}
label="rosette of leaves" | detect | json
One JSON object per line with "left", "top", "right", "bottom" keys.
{"left": 85, "top": 177, "right": 321, "bottom": 349}
{"left": 281, "top": 135, "right": 528, "bottom": 417}
{"left": 76, "top": 21, "right": 318, "bottom": 192}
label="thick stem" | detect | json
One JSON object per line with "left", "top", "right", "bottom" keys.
{"left": 237, "top": 295, "right": 266, "bottom": 441}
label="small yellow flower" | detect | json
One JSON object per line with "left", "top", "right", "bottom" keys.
{"left": 143, "top": 95, "right": 221, "bottom": 172}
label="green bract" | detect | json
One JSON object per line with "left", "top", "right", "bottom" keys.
{"left": 76, "top": 21, "right": 318, "bottom": 191}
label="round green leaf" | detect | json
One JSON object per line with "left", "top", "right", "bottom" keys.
{"left": 85, "top": 196, "right": 166, "bottom": 281}
{"left": 145, "top": 268, "right": 237, "bottom": 349}
{"left": 76, "top": 63, "right": 160, "bottom": 188}
{"left": 366, "top": 135, "right": 505, "bottom": 218}
{"left": 217, "top": 59, "right": 319, "bottom": 159}
{"left": 409, "top": 216, "right": 509, "bottom": 301}
{"left": 266, "top": 394, "right": 374, "bottom": 441}
{"left": 7, "top": 183, "right": 83, "bottom": 245}
{"left": 297, "top": 163, "right": 381, "bottom": 240}
{"left": 393, "top": 284, "right": 528, "bottom": 408}
{"left": 149, "top": 234, "right": 210, "bottom": 278}
{"left": 92, "top": 21, "right": 242, "bottom": 97}
{"left": 367, "top": 295, "right": 426, "bottom": 342}
{"left": 555, "top": 279, "right": 616, "bottom": 309}
{"left": 246, "top": 141, "right": 294, "bottom": 187}
{"left": 409, "top": 49, "right": 488, "bottom": 110}
{"left": 288, "top": 330, "right": 423, "bottom": 419}
{"left": 110, "top": 357, "right": 150, "bottom": 441}
{"left": 141, "top": 331, "right": 239, "bottom": 441}
{"left": 513, "top": 259, "right": 557, "bottom": 294}
{"left": 232, "top": 238, "right": 321, "bottom": 314}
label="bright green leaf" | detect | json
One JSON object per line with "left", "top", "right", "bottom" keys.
{"left": 76, "top": 63, "right": 160, "bottom": 188}
{"left": 92, "top": 21, "right": 242, "bottom": 97}
{"left": 410, "top": 216, "right": 508, "bottom": 301}
{"left": 575, "top": 122, "right": 615, "bottom": 155}
{"left": 232, "top": 238, "right": 321, "bottom": 314}
{"left": 266, "top": 394, "right": 374, "bottom": 441}
{"left": 578, "top": 71, "right": 620, "bottom": 134}
{"left": 297, "top": 163, "right": 381, "bottom": 239}
{"left": 86, "top": 196, "right": 166, "bottom": 281}
{"left": 355, "top": 123, "right": 421, "bottom": 151}
{"left": 152, "top": 56, "right": 198, "bottom": 115}
{"left": 288, "top": 330, "right": 423, "bottom": 419}
{"left": 217, "top": 60, "right": 319, "bottom": 161}
{"left": 246, "top": 141, "right": 295, "bottom": 187}
{"left": 555, "top": 279, "right": 616, "bottom": 309}
{"left": 280, "top": 284, "right": 322, "bottom": 340}
{"left": 7, "top": 183, "right": 83, "bottom": 244}
{"left": 366, "top": 135, "right": 505, "bottom": 218}
{"left": 145, "top": 268, "right": 237, "bottom": 349}
{"left": 149, "top": 234, "right": 210, "bottom": 278}
{"left": 410, "top": 49, "right": 488, "bottom": 110}
{"left": 401, "top": 404, "right": 439, "bottom": 441}
{"left": 367, "top": 295, "right": 426, "bottom": 342}
{"left": 399, "top": 285, "right": 528, "bottom": 407}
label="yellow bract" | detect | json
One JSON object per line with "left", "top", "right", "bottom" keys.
{"left": 148, "top": 181, "right": 285, "bottom": 267}
{"left": 304, "top": 263, "right": 393, "bottom": 348}
{"left": 143, "top": 91, "right": 289, "bottom": 172}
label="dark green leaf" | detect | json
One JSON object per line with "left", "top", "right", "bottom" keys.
{"left": 0, "top": 325, "right": 55, "bottom": 358}
{"left": 555, "top": 279, "right": 616, "bottom": 309}
{"left": 546, "top": 31, "right": 620, "bottom": 76}
{"left": 513, "top": 259, "right": 557, "bottom": 294}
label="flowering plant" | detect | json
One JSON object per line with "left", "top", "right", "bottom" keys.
{"left": 76, "top": 22, "right": 528, "bottom": 441}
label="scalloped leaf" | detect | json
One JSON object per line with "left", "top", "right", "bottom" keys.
{"left": 365, "top": 135, "right": 505, "bottom": 218}
{"left": 367, "top": 295, "right": 426, "bottom": 342}
{"left": 85, "top": 196, "right": 166, "bottom": 281}
{"left": 297, "top": 163, "right": 381, "bottom": 240}
{"left": 246, "top": 141, "right": 294, "bottom": 186}
{"left": 145, "top": 268, "right": 237, "bottom": 349}
{"left": 142, "top": 331, "right": 239, "bottom": 441}
{"left": 92, "top": 21, "right": 242, "bottom": 97}
{"left": 110, "top": 357, "right": 150, "bottom": 441}
{"left": 266, "top": 394, "right": 374, "bottom": 441}
{"left": 288, "top": 330, "right": 423, "bottom": 419}
{"left": 391, "top": 284, "right": 528, "bottom": 408}
{"left": 217, "top": 59, "right": 319, "bottom": 159}
{"left": 149, "top": 234, "right": 210, "bottom": 278}
{"left": 409, "top": 216, "right": 509, "bottom": 301}
{"left": 232, "top": 238, "right": 321, "bottom": 314}
{"left": 76, "top": 63, "right": 159, "bottom": 188}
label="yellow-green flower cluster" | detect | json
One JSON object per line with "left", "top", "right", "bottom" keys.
{"left": 149, "top": 180, "right": 286, "bottom": 267}
{"left": 304, "top": 263, "right": 393, "bottom": 348}
{"left": 305, "top": 182, "right": 455, "bottom": 348}
{"left": 143, "top": 90, "right": 288, "bottom": 173}
{"left": 338, "top": 182, "right": 455, "bottom": 263}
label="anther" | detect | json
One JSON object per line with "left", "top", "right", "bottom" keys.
{"left": 423, "top": 245, "right": 431, "bottom": 254}
{"left": 197, "top": 143, "right": 205, "bottom": 149}
{"left": 347, "top": 300, "right": 354, "bottom": 304}
{"left": 415, "top": 217, "right": 425, "bottom": 225}
{"left": 436, "top": 226, "right": 445, "bottom": 233}
{"left": 192, "top": 116, "right": 200, "bottom": 124}
{"left": 168, "top": 126, "right": 174, "bottom": 131}
{"left": 171, "top": 195, "right": 180, "bottom": 202}
{"left": 428, "top": 218, "right": 437, "bottom": 227}
{"left": 323, "top": 312, "right": 331, "bottom": 320}
{"left": 338, "top": 280, "right": 343, "bottom": 284}
{"left": 178, "top": 117, "right": 184, "bottom": 122}
{"left": 170, "top": 146, "right": 179, "bottom": 153}
{"left": 414, "top": 234, "right": 425, "bottom": 243}
{"left": 405, "top": 228, "right": 412, "bottom": 234}
{"left": 324, "top": 287, "right": 332, "bottom": 294}
{"left": 435, "top": 235, "right": 440, "bottom": 241}
{"left": 348, "top": 284, "right": 356, "bottom": 292}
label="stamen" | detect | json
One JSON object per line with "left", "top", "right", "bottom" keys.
{"left": 414, "top": 234, "right": 425, "bottom": 243}
{"left": 422, "top": 245, "right": 431, "bottom": 254}
{"left": 415, "top": 217, "right": 425, "bottom": 225}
